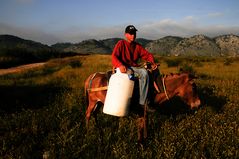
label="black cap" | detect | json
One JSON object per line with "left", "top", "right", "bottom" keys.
{"left": 125, "top": 25, "right": 138, "bottom": 34}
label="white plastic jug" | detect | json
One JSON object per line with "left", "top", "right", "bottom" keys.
{"left": 103, "top": 69, "right": 134, "bottom": 117}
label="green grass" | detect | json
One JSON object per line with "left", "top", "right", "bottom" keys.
{"left": 0, "top": 55, "right": 238, "bottom": 158}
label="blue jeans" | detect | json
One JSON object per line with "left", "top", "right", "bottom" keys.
{"left": 131, "top": 67, "right": 149, "bottom": 105}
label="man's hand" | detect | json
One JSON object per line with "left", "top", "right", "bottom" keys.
{"left": 119, "top": 65, "right": 127, "bottom": 73}
{"left": 152, "top": 63, "right": 159, "bottom": 70}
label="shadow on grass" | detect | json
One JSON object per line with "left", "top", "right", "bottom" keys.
{"left": 0, "top": 84, "right": 69, "bottom": 113}
{"left": 154, "top": 84, "right": 227, "bottom": 117}
{"left": 197, "top": 85, "right": 227, "bottom": 112}
{"left": 156, "top": 97, "right": 193, "bottom": 117}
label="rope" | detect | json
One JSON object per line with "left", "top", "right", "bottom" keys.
{"left": 88, "top": 86, "right": 108, "bottom": 92}
{"left": 88, "top": 72, "right": 109, "bottom": 92}
{"left": 162, "top": 76, "right": 170, "bottom": 100}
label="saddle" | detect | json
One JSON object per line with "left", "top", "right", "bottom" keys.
{"left": 88, "top": 64, "right": 164, "bottom": 96}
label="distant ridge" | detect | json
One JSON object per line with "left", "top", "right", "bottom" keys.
{"left": 145, "top": 36, "right": 183, "bottom": 56}
{"left": 170, "top": 35, "right": 221, "bottom": 56}
{"left": 214, "top": 34, "right": 239, "bottom": 56}
{"left": 0, "top": 34, "right": 51, "bottom": 51}
{"left": 1, "top": 34, "right": 239, "bottom": 56}
{"left": 100, "top": 38, "right": 122, "bottom": 50}
{"left": 63, "top": 39, "right": 112, "bottom": 54}
{"left": 0, "top": 35, "right": 76, "bottom": 68}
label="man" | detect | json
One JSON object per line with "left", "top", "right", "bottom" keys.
{"left": 112, "top": 25, "right": 158, "bottom": 108}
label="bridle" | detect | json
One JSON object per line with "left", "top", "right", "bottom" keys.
{"left": 154, "top": 75, "right": 169, "bottom": 100}
{"left": 162, "top": 76, "right": 170, "bottom": 100}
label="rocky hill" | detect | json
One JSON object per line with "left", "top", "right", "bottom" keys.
{"left": 146, "top": 34, "right": 239, "bottom": 56}
{"left": 145, "top": 36, "right": 183, "bottom": 55}
{"left": 136, "top": 38, "right": 153, "bottom": 47}
{"left": 1, "top": 34, "right": 239, "bottom": 57}
{"left": 170, "top": 35, "right": 221, "bottom": 56}
{"left": 51, "top": 42, "right": 73, "bottom": 51}
{"left": 63, "top": 39, "right": 111, "bottom": 54}
{"left": 100, "top": 38, "right": 122, "bottom": 50}
{"left": 53, "top": 38, "right": 153, "bottom": 54}
{"left": 214, "top": 34, "right": 239, "bottom": 56}
{"left": 57, "top": 34, "right": 238, "bottom": 56}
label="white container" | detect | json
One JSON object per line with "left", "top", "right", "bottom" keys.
{"left": 103, "top": 69, "right": 134, "bottom": 117}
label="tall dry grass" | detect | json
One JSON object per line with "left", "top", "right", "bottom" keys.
{"left": 0, "top": 55, "right": 238, "bottom": 158}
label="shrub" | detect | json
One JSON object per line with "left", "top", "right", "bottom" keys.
{"left": 165, "top": 58, "right": 183, "bottom": 67}
{"left": 178, "top": 63, "right": 196, "bottom": 76}
{"left": 69, "top": 60, "right": 82, "bottom": 68}
{"left": 223, "top": 58, "right": 233, "bottom": 66}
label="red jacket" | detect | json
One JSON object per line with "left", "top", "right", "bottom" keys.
{"left": 112, "top": 40, "right": 155, "bottom": 68}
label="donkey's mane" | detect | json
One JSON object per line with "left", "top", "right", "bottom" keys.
{"left": 164, "top": 72, "right": 189, "bottom": 79}
{"left": 163, "top": 73, "right": 192, "bottom": 86}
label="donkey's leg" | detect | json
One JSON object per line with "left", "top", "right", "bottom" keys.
{"left": 137, "top": 117, "right": 144, "bottom": 144}
{"left": 143, "top": 103, "right": 148, "bottom": 140}
{"left": 92, "top": 102, "right": 102, "bottom": 127}
{"left": 137, "top": 117, "right": 148, "bottom": 141}
{"left": 137, "top": 103, "right": 148, "bottom": 145}
{"left": 92, "top": 102, "right": 104, "bottom": 142}
{"left": 85, "top": 101, "right": 97, "bottom": 129}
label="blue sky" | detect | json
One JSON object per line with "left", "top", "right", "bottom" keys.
{"left": 0, "top": 0, "right": 239, "bottom": 45}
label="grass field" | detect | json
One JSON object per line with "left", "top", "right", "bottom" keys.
{"left": 0, "top": 55, "right": 238, "bottom": 158}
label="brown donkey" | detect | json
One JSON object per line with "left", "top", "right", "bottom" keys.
{"left": 84, "top": 70, "right": 201, "bottom": 143}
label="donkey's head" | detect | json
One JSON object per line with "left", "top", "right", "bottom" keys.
{"left": 176, "top": 74, "right": 201, "bottom": 109}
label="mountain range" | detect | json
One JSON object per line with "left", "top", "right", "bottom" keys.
{"left": 1, "top": 34, "right": 239, "bottom": 57}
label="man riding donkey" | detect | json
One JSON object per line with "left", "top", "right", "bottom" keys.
{"left": 85, "top": 25, "right": 201, "bottom": 144}
{"left": 111, "top": 25, "right": 163, "bottom": 112}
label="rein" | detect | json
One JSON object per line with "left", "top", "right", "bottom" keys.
{"left": 153, "top": 75, "right": 169, "bottom": 100}
{"left": 162, "top": 76, "right": 169, "bottom": 100}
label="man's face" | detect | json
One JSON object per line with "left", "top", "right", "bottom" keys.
{"left": 125, "top": 32, "right": 136, "bottom": 43}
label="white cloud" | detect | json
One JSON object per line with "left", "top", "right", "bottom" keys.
{"left": 135, "top": 18, "right": 239, "bottom": 39}
{"left": 207, "top": 12, "right": 224, "bottom": 18}
{"left": 184, "top": 16, "right": 195, "bottom": 21}
{"left": 1, "top": 18, "right": 239, "bottom": 45}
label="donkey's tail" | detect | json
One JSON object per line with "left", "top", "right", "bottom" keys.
{"left": 84, "top": 73, "right": 98, "bottom": 107}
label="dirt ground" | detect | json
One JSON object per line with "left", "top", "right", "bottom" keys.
{"left": 0, "top": 63, "right": 45, "bottom": 76}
